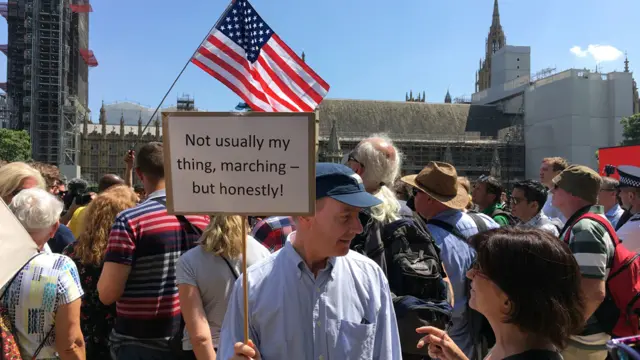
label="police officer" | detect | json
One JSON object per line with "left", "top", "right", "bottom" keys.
{"left": 615, "top": 165, "right": 640, "bottom": 251}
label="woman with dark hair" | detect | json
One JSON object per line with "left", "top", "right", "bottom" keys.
{"left": 416, "top": 227, "right": 585, "bottom": 359}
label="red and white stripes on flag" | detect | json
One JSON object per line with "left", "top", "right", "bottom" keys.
{"left": 191, "top": 0, "right": 330, "bottom": 112}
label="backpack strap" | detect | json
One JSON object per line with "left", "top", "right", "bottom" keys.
{"left": 150, "top": 197, "right": 203, "bottom": 236}
{"left": 1, "top": 252, "right": 50, "bottom": 357}
{"left": 221, "top": 256, "right": 239, "bottom": 279}
{"left": 1, "top": 252, "right": 45, "bottom": 301}
{"left": 467, "top": 213, "right": 489, "bottom": 233}
{"left": 427, "top": 219, "right": 468, "bottom": 241}
{"left": 563, "top": 212, "right": 620, "bottom": 247}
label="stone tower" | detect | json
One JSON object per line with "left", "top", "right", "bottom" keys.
{"left": 625, "top": 54, "right": 640, "bottom": 114}
{"left": 444, "top": 89, "right": 452, "bottom": 104}
{"left": 476, "top": 0, "right": 506, "bottom": 92}
{"left": 323, "top": 120, "right": 343, "bottom": 163}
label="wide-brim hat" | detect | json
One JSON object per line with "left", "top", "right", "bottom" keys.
{"left": 400, "top": 161, "right": 469, "bottom": 210}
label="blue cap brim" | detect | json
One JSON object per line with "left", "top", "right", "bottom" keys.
{"left": 329, "top": 192, "right": 382, "bottom": 208}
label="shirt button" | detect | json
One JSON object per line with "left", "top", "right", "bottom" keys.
{"left": 319, "top": 356, "right": 324, "bottom": 360}
{"left": 316, "top": 321, "right": 321, "bottom": 327}
{"left": 316, "top": 287, "right": 321, "bottom": 292}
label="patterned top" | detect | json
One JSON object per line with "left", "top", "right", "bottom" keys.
{"left": 250, "top": 216, "right": 296, "bottom": 252}
{"left": 1, "top": 252, "right": 84, "bottom": 359}
{"left": 522, "top": 211, "right": 560, "bottom": 237}
{"left": 62, "top": 242, "right": 115, "bottom": 360}
{"left": 560, "top": 205, "right": 615, "bottom": 337}
{"left": 103, "top": 189, "right": 209, "bottom": 349}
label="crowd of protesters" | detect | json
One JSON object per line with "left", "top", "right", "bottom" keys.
{"left": 0, "top": 138, "right": 638, "bottom": 360}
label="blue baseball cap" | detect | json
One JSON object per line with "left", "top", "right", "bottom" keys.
{"left": 316, "top": 163, "right": 382, "bottom": 208}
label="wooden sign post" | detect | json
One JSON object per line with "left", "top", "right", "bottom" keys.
{"left": 163, "top": 111, "right": 316, "bottom": 343}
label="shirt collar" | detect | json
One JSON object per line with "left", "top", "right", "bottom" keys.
{"left": 145, "top": 189, "right": 166, "bottom": 200}
{"left": 432, "top": 208, "right": 461, "bottom": 220}
{"left": 283, "top": 232, "right": 337, "bottom": 279}
{"left": 606, "top": 203, "right": 622, "bottom": 216}
{"left": 525, "top": 211, "right": 544, "bottom": 226}
{"left": 482, "top": 202, "right": 502, "bottom": 216}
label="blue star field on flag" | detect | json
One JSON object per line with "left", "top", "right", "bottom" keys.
{"left": 216, "top": 0, "right": 274, "bottom": 63}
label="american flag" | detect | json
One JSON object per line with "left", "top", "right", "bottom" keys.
{"left": 191, "top": 0, "right": 330, "bottom": 112}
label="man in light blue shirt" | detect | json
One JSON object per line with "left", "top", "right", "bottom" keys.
{"left": 402, "top": 161, "right": 499, "bottom": 360}
{"left": 221, "top": 163, "right": 402, "bottom": 360}
{"left": 598, "top": 177, "right": 625, "bottom": 228}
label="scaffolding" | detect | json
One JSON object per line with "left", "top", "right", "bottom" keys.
{"left": 177, "top": 94, "right": 195, "bottom": 111}
{"left": 6, "top": 0, "right": 91, "bottom": 165}
{"left": 318, "top": 134, "right": 526, "bottom": 180}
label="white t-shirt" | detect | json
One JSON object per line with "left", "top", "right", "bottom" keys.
{"left": 175, "top": 235, "right": 270, "bottom": 350}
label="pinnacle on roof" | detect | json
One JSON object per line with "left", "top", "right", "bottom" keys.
{"left": 492, "top": 0, "right": 501, "bottom": 29}
{"left": 624, "top": 52, "right": 630, "bottom": 73}
{"left": 445, "top": 89, "right": 452, "bottom": 104}
{"left": 327, "top": 120, "right": 341, "bottom": 153}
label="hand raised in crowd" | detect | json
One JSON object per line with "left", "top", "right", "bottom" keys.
{"left": 416, "top": 326, "right": 468, "bottom": 360}
{"left": 124, "top": 150, "right": 135, "bottom": 168}
{"left": 230, "top": 340, "right": 261, "bottom": 360}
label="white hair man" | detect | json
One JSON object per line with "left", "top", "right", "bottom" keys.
{"left": 344, "top": 134, "right": 404, "bottom": 273}
{"left": 346, "top": 134, "right": 404, "bottom": 223}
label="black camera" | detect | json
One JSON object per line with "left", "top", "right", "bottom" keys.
{"left": 62, "top": 178, "right": 91, "bottom": 209}
{"left": 604, "top": 164, "right": 616, "bottom": 177}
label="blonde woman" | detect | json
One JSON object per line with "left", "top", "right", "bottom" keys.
{"left": 62, "top": 185, "right": 138, "bottom": 360}
{"left": 0, "top": 161, "right": 46, "bottom": 204}
{"left": 176, "top": 216, "right": 270, "bottom": 359}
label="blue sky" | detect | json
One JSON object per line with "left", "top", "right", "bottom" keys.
{"left": 1, "top": 0, "right": 638, "bottom": 122}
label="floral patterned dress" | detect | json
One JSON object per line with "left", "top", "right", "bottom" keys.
{"left": 62, "top": 242, "right": 116, "bottom": 360}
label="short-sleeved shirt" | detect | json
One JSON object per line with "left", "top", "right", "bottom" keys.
{"left": 1, "top": 252, "right": 84, "bottom": 360}
{"left": 175, "top": 236, "right": 270, "bottom": 350}
{"left": 560, "top": 205, "right": 615, "bottom": 337}
{"left": 103, "top": 189, "right": 209, "bottom": 348}
{"left": 67, "top": 206, "right": 87, "bottom": 238}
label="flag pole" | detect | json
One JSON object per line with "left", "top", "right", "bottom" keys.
{"left": 132, "top": 0, "right": 237, "bottom": 148}
{"left": 242, "top": 215, "right": 249, "bottom": 344}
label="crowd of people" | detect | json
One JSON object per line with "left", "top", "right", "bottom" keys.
{"left": 0, "top": 137, "right": 638, "bottom": 360}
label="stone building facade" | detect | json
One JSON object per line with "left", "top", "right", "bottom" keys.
{"left": 79, "top": 102, "right": 161, "bottom": 184}
{"left": 316, "top": 99, "right": 525, "bottom": 187}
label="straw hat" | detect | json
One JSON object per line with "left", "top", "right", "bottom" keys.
{"left": 401, "top": 161, "right": 469, "bottom": 210}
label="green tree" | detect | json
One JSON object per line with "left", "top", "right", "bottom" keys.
{"left": 0, "top": 129, "right": 32, "bottom": 162}
{"left": 621, "top": 113, "right": 640, "bottom": 146}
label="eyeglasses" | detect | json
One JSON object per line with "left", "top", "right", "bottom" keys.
{"left": 510, "top": 197, "right": 525, "bottom": 205}
{"left": 347, "top": 153, "right": 365, "bottom": 169}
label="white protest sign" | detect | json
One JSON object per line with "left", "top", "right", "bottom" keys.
{"left": 0, "top": 198, "right": 38, "bottom": 288}
{"left": 163, "top": 112, "right": 316, "bottom": 215}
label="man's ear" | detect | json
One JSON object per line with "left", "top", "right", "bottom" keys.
{"left": 135, "top": 168, "right": 144, "bottom": 182}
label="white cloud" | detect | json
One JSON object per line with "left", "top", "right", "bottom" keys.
{"left": 570, "top": 44, "right": 624, "bottom": 63}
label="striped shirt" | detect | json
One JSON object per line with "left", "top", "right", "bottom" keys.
{"left": 104, "top": 189, "right": 209, "bottom": 345}
{"left": 560, "top": 205, "right": 615, "bottom": 337}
